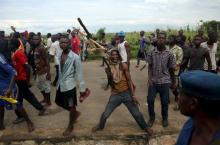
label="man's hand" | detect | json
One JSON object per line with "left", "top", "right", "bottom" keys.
{"left": 148, "top": 79, "right": 153, "bottom": 86}
{"left": 27, "top": 81, "right": 32, "bottom": 88}
{"left": 4, "top": 89, "right": 12, "bottom": 97}
{"left": 170, "top": 82, "right": 177, "bottom": 91}
{"left": 132, "top": 96, "right": 140, "bottom": 106}
{"left": 79, "top": 88, "right": 91, "bottom": 103}
{"left": 105, "top": 68, "right": 111, "bottom": 76}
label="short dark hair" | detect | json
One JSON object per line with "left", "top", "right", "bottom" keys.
{"left": 208, "top": 31, "right": 218, "bottom": 40}
{"left": 159, "top": 31, "right": 167, "bottom": 38}
{"left": 47, "top": 33, "right": 51, "bottom": 38}
{"left": 168, "top": 35, "right": 176, "bottom": 42}
{"left": 0, "top": 31, "right": 5, "bottom": 38}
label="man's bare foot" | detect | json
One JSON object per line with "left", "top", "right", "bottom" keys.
{"left": 144, "top": 127, "right": 153, "bottom": 136}
{"left": 63, "top": 127, "right": 73, "bottom": 136}
{"left": 27, "top": 122, "right": 35, "bottom": 132}
{"left": 0, "top": 125, "right": 5, "bottom": 130}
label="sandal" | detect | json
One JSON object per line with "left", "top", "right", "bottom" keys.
{"left": 79, "top": 88, "right": 91, "bottom": 103}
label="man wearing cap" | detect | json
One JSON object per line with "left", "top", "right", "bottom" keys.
{"left": 147, "top": 31, "right": 176, "bottom": 127}
{"left": 176, "top": 71, "right": 220, "bottom": 145}
{"left": 117, "top": 31, "right": 131, "bottom": 65}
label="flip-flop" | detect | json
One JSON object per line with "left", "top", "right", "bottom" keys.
{"left": 79, "top": 88, "right": 91, "bottom": 103}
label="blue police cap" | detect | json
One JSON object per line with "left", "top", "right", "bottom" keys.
{"left": 180, "top": 71, "right": 220, "bottom": 100}
{"left": 117, "top": 31, "right": 125, "bottom": 37}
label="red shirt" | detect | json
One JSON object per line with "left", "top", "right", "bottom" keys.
{"left": 12, "top": 49, "right": 28, "bottom": 80}
{"left": 71, "top": 36, "right": 81, "bottom": 55}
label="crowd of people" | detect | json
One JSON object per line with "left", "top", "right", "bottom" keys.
{"left": 0, "top": 26, "right": 220, "bottom": 144}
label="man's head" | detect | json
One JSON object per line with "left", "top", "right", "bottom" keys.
{"left": 67, "top": 29, "right": 71, "bottom": 34}
{"left": 207, "top": 31, "right": 218, "bottom": 45}
{"left": 32, "top": 35, "right": 41, "bottom": 47}
{"left": 140, "top": 31, "right": 145, "bottom": 37}
{"left": 47, "top": 33, "right": 51, "bottom": 38}
{"left": 13, "top": 32, "right": 20, "bottom": 38}
{"left": 156, "top": 29, "right": 160, "bottom": 34}
{"left": 157, "top": 31, "right": 167, "bottom": 50}
{"left": 178, "top": 29, "right": 184, "bottom": 36}
{"left": 193, "top": 35, "right": 202, "bottom": 47}
{"left": 59, "top": 35, "right": 70, "bottom": 52}
{"left": 117, "top": 31, "right": 125, "bottom": 43}
{"left": 37, "top": 32, "right": 41, "bottom": 37}
{"left": 0, "top": 31, "right": 5, "bottom": 38}
{"left": 51, "top": 34, "right": 57, "bottom": 43}
{"left": 198, "top": 28, "right": 204, "bottom": 36}
{"left": 178, "top": 71, "right": 220, "bottom": 118}
{"left": 110, "top": 49, "right": 121, "bottom": 63}
{"left": 168, "top": 35, "right": 176, "bottom": 46}
{"left": 71, "top": 31, "right": 77, "bottom": 37}
{"left": 10, "top": 38, "right": 20, "bottom": 52}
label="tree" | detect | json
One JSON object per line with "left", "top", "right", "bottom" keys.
{"left": 95, "top": 28, "right": 106, "bottom": 41}
{"left": 202, "top": 20, "right": 220, "bottom": 33}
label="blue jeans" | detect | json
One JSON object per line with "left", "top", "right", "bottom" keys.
{"left": 98, "top": 90, "right": 148, "bottom": 130}
{"left": 147, "top": 83, "right": 170, "bottom": 120}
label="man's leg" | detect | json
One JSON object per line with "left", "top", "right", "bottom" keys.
{"left": 173, "top": 76, "right": 180, "bottom": 110}
{"left": 100, "top": 57, "right": 104, "bottom": 67}
{"left": 63, "top": 106, "right": 78, "bottom": 136}
{"left": 147, "top": 84, "right": 157, "bottom": 127}
{"left": 123, "top": 92, "right": 153, "bottom": 135}
{"left": 92, "top": 95, "right": 122, "bottom": 132}
{"left": 136, "top": 59, "right": 140, "bottom": 67}
{"left": 158, "top": 84, "right": 170, "bottom": 127}
{"left": 0, "top": 106, "right": 5, "bottom": 130}
{"left": 17, "top": 107, "right": 34, "bottom": 132}
{"left": 40, "top": 91, "right": 46, "bottom": 103}
{"left": 38, "top": 74, "right": 51, "bottom": 106}
{"left": 13, "top": 109, "right": 25, "bottom": 124}
{"left": 13, "top": 81, "right": 25, "bottom": 124}
{"left": 20, "top": 81, "right": 46, "bottom": 115}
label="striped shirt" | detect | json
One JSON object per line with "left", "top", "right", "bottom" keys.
{"left": 147, "top": 47, "right": 176, "bottom": 84}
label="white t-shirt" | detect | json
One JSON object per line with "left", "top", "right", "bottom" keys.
{"left": 50, "top": 41, "right": 63, "bottom": 65}
{"left": 118, "top": 41, "right": 128, "bottom": 63}
{"left": 201, "top": 42, "right": 218, "bottom": 70}
{"left": 46, "top": 38, "right": 52, "bottom": 52}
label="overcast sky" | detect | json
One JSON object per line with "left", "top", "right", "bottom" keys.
{"left": 1, "top": 0, "right": 220, "bottom": 34}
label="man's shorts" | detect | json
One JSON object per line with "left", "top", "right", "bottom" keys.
{"left": 55, "top": 87, "right": 77, "bottom": 111}
{"left": 36, "top": 73, "right": 50, "bottom": 93}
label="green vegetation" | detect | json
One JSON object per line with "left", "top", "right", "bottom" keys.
{"left": 86, "top": 21, "right": 220, "bottom": 60}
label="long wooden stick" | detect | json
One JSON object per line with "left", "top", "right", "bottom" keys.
{"left": 74, "top": 28, "right": 107, "bottom": 51}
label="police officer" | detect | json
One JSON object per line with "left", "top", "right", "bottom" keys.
{"left": 176, "top": 71, "right": 220, "bottom": 145}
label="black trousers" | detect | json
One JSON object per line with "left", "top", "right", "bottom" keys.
{"left": 15, "top": 80, "right": 43, "bottom": 118}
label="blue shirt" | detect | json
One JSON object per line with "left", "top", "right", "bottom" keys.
{"left": 0, "top": 53, "right": 17, "bottom": 96}
{"left": 176, "top": 118, "right": 220, "bottom": 145}
{"left": 57, "top": 51, "right": 85, "bottom": 92}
